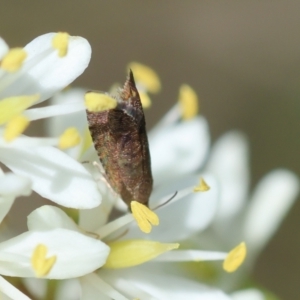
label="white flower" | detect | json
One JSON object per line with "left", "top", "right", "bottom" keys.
{"left": 0, "top": 33, "right": 101, "bottom": 209}
{"left": 32, "top": 65, "right": 246, "bottom": 299}
{"left": 190, "top": 130, "right": 299, "bottom": 294}
{"left": 0, "top": 199, "right": 109, "bottom": 299}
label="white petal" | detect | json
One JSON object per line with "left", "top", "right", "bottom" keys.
{"left": 101, "top": 268, "right": 231, "bottom": 300}
{"left": 206, "top": 131, "right": 249, "bottom": 220}
{"left": 150, "top": 117, "right": 210, "bottom": 184}
{"left": 0, "top": 196, "right": 14, "bottom": 225}
{"left": 0, "top": 38, "right": 9, "bottom": 60}
{"left": 0, "top": 134, "right": 57, "bottom": 148}
{"left": 244, "top": 169, "right": 299, "bottom": 255}
{"left": 0, "top": 172, "right": 31, "bottom": 197}
{"left": 80, "top": 273, "right": 128, "bottom": 300}
{"left": 125, "top": 174, "right": 219, "bottom": 242}
{"left": 231, "top": 289, "right": 265, "bottom": 300}
{"left": 148, "top": 104, "right": 181, "bottom": 138}
{"left": 0, "top": 229, "right": 109, "bottom": 279}
{"left": 79, "top": 162, "right": 118, "bottom": 231}
{"left": 0, "top": 145, "right": 101, "bottom": 208}
{"left": 0, "top": 276, "right": 31, "bottom": 300}
{"left": 22, "top": 278, "right": 46, "bottom": 300}
{"left": 44, "top": 88, "right": 87, "bottom": 136}
{"left": 0, "top": 33, "right": 91, "bottom": 102}
{"left": 56, "top": 279, "right": 81, "bottom": 300}
{"left": 0, "top": 173, "right": 32, "bottom": 223}
{"left": 27, "top": 205, "right": 79, "bottom": 232}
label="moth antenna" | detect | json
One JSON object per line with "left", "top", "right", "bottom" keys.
{"left": 152, "top": 191, "right": 178, "bottom": 211}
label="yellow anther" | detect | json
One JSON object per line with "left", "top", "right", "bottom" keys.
{"left": 194, "top": 177, "right": 210, "bottom": 192}
{"left": 104, "top": 240, "right": 179, "bottom": 269}
{"left": 58, "top": 127, "right": 81, "bottom": 149}
{"left": 131, "top": 201, "right": 159, "bottom": 233}
{"left": 85, "top": 92, "right": 117, "bottom": 112}
{"left": 4, "top": 115, "right": 29, "bottom": 142}
{"left": 31, "top": 244, "right": 57, "bottom": 277}
{"left": 0, "top": 48, "right": 27, "bottom": 72}
{"left": 179, "top": 84, "right": 199, "bottom": 120}
{"left": 138, "top": 91, "right": 152, "bottom": 109}
{"left": 0, "top": 94, "right": 39, "bottom": 125}
{"left": 128, "top": 62, "right": 161, "bottom": 94}
{"left": 52, "top": 32, "right": 70, "bottom": 57}
{"left": 223, "top": 242, "right": 247, "bottom": 273}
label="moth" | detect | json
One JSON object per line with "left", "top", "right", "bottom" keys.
{"left": 86, "top": 71, "right": 153, "bottom": 208}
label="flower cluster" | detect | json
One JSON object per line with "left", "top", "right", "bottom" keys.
{"left": 0, "top": 32, "right": 297, "bottom": 300}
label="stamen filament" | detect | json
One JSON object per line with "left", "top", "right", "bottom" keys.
{"left": 154, "top": 249, "right": 227, "bottom": 262}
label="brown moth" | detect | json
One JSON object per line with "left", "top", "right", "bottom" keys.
{"left": 86, "top": 70, "right": 153, "bottom": 208}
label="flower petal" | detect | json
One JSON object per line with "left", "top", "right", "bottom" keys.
{"left": 0, "top": 229, "right": 109, "bottom": 279}
{"left": 0, "top": 33, "right": 91, "bottom": 102}
{"left": 27, "top": 205, "right": 79, "bottom": 232}
{"left": 0, "top": 172, "right": 32, "bottom": 223}
{"left": 44, "top": 88, "right": 87, "bottom": 136}
{"left": 80, "top": 273, "right": 128, "bottom": 300}
{"left": 244, "top": 169, "right": 299, "bottom": 255}
{"left": 206, "top": 131, "right": 249, "bottom": 221}
{"left": 101, "top": 267, "right": 231, "bottom": 300}
{"left": 0, "top": 172, "right": 31, "bottom": 197}
{"left": 0, "top": 145, "right": 101, "bottom": 208}
{"left": 0, "top": 275, "right": 31, "bottom": 300}
{"left": 0, "top": 38, "right": 9, "bottom": 60}
{"left": 149, "top": 117, "right": 210, "bottom": 184}
{"left": 231, "top": 288, "right": 265, "bottom": 300}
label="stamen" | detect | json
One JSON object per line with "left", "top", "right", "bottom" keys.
{"left": 131, "top": 201, "right": 159, "bottom": 233}
{"left": 223, "top": 242, "right": 247, "bottom": 273}
{"left": 104, "top": 240, "right": 179, "bottom": 269}
{"left": 127, "top": 62, "right": 161, "bottom": 93}
{"left": 4, "top": 115, "right": 29, "bottom": 142}
{"left": 179, "top": 84, "right": 198, "bottom": 120}
{"left": 193, "top": 177, "right": 210, "bottom": 192}
{"left": 0, "top": 48, "right": 27, "bottom": 72}
{"left": 52, "top": 32, "right": 70, "bottom": 57}
{"left": 85, "top": 92, "right": 117, "bottom": 112}
{"left": 0, "top": 94, "right": 39, "bottom": 125}
{"left": 58, "top": 127, "right": 81, "bottom": 149}
{"left": 138, "top": 91, "right": 152, "bottom": 108}
{"left": 31, "top": 244, "right": 56, "bottom": 277}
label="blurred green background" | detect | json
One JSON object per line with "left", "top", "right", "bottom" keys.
{"left": 1, "top": 1, "right": 299, "bottom": 298}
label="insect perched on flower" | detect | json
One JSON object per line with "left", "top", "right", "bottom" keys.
{"left": 85, "top": 71, "right": 153, "bottom": 210}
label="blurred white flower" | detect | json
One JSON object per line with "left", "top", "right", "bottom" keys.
{"left": 188, "top": 130, "right": 299, "bottom": 295}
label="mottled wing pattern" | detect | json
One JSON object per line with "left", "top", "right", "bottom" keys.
{"left": 86, "top": 71, "right": 153, "bottom": 207}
